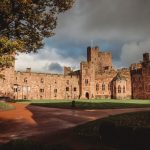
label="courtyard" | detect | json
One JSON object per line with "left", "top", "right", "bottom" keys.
{"left": 0, "top": 99, "right": 150, "bottom": 149}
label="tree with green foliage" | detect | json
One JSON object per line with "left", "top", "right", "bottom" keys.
{"left": 0, "top": 0, "right": 74, "bottom": 67}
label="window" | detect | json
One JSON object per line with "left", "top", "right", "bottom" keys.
{"left": 66, "top": 80, "right": 69, "bottom": 85}
{"left": 24, "top": 77, "right": 27, "bottom": 83}
{"left": 96, "top": 83, "right": 99, "bottom": 91}
{"left": 66, "top": 87, "right": 69, "bottom": 91}
{"left": 54, "top": 89, "right": 57, "bottom": 93}
{"left": 148, "top": 85, "right": 150, "bottom": 92}
{"left": 123, "top": 86, "right": 126, "bottom": 93}
{"left": 40, "top": 89, "right": 44, "bottom": 93}
{"left": 85, "top": 79, "right": 88, "bottom": 86}
{"left": 41, "top": 78, "right": 44, "bottom": 83}
{"left": 74, "top": 87, "right": 77, "bottom": 91}
{"left": 118, "top": 85, "right": 121, "bottom": 93}
{"left": 14, "top": 88, "right": 18, "bottom": 92}
{"left": 102, "top": 83, "right": 105, "bottom": 91}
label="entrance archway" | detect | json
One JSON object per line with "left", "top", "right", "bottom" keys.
{"left": 85, "top": 92, "right": 89, "bottom": 99}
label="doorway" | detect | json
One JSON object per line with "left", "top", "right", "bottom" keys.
{"left": 85, "top": 92, "right": 89, "bottom": 99}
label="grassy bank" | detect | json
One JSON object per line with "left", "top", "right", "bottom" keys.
{"left": 0, "top": 102, "right": 15, "bottom": 111}
{"left": 11, "top": 99, "right": 150, "bottom": 109}
{"left": 75, "top": 111, "right": 150, "bottom": 150}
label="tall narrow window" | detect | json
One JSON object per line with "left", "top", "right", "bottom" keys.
{"left": 123, "top": 86, "right": 126, "bottom": 93}
{"left": 118, "top": 85, "right": 121, "bottom": 93}
{"left": 148, "top": 85, "right": 150, "bottom": 92}
{"left": 54, "top": 89, "right": 57, "bottom": 93}
{"left": 102, "top": 83, "right": 105, "bottom": 91}
{"left": 85, "top": 79, "right": 88, "bottom": 86}
{"left": 96, "top": 83, "right": 99, "bottom": 91}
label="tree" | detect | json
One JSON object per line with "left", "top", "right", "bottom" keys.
{"left": 0, "top": 0, "right": 74, "bottom": 66}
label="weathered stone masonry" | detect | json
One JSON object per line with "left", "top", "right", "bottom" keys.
{"left": 0, "top": 46, "right": 149, "bottom": 100}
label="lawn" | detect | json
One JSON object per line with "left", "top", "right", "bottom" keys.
{"left": 0, "top": 102, "right": 15, "bottom": 111}
{"left": 74, "top": 111, "right": 150, "bottom": 150}
{"left": 11, "top": 99, "right": 150, "bottom": 109}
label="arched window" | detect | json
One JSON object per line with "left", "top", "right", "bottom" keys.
{"left": 123, "top": 86, "right": 126, "bottom": 93}
{"left": 102, "top": 83, "right": 105, "bottom": 91}
{"left": 118, "top": 85, "right": 121, "bottom": 93}
{"left": 96, "top": 83, "right": 99, "bottom": 91}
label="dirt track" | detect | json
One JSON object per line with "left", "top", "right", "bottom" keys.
{"left": 0, "top": 103, "right": 150, "bottom": 144}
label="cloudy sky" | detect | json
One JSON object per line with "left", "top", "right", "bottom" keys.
{"left": 16, "top": 0, "right": 150, "bottom": 73}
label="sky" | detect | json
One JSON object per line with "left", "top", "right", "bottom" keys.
{"left": 16, "top": 0, "right": 150, "bottom": 74}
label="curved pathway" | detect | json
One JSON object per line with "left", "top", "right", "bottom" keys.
{"left": 0, "top": 103, "right": 150, "bottom": 143}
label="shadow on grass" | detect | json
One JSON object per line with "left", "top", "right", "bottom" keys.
{"left": 0, "top": 139, "right": 73, "bottom": 150}
{"left": 75, "top": 111, "right": 150, "bottom": 150}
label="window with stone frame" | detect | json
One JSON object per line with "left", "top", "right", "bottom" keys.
{"left": 74, "top": 87, "right": 77, "bottom": 91}
{"left": 102, "top": 83, "right": 105, "bottom": 91}
{"left": 123, "top": 86, "right": 126, "bottom": 93}
{"left": 66, "top": 87, "right": 69, "bottom": 91}
{"left": 118, "top": 85, "right": 121, "bottom": 93}
{"left": 40, "top": 89, "right": 44, "bottom": 93}
{"left": 96, "top": 83, "right": 99, "bottom": 91}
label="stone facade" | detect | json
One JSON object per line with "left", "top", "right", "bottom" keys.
{"left": 0, "top": 46, "right": 149, "bottom": 100}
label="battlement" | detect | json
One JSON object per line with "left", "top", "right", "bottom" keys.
{"left": 130, "top": 63, "right": 142, "bottom": 70}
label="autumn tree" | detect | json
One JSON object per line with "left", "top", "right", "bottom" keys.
{"left": 0, "top": 0, "right": 74, "bottom": 67}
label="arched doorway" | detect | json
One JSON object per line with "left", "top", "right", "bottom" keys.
{"left": 85, "top": 92, "right": 89, "bottom": 99}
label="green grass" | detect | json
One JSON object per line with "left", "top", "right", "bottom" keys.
{"left": 11, "top": 99, "right": 150, "bottom": 109}
{"left": 0, "top": 102, "right": 15, "bottom": 111}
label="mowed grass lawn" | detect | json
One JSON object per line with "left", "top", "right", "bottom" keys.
{"left": 12, "top": 99, "right": 150, "bottom": 109}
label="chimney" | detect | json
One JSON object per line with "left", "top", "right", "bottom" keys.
{"left": 26, "top": 68, "right": 31, "bottom": 73}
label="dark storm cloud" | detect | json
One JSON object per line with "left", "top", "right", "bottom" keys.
{"left": 48, "top": 63, "right": 63, "bottom": 73}
{"left": 16, "top": 0, "right": 150, "bottom": 72}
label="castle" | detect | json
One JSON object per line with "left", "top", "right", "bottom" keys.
{"left": 0, "top": 46, "right": 150, "bottom": 100}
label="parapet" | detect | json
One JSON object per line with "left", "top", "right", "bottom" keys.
{"left": 130, "top": 63, "right": 142, "bottom": 70}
